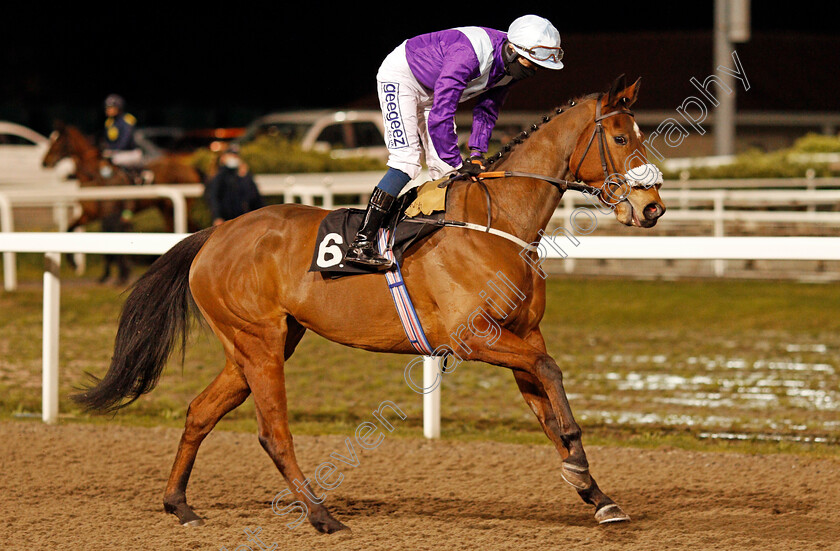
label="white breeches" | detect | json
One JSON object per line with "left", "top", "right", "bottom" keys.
{"left": 376, "top": 42, "right": 457, "bottom": 180}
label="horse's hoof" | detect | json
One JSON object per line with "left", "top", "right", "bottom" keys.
{"left": 595, "top": 503, "right": 630, "bottom": 524}
{"left": 309, "top": 511, "right": 350, "bottom": 534}
{"left": 165, "top": 501, "right": 204, "bottom": 527}
{"left": 316, "top": 518, "right": 350, "bottom": 534}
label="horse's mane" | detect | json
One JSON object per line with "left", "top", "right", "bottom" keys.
{"left": 484, "top": 92, "right": 600, "bottom": 169}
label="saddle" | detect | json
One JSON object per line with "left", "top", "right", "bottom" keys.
{"left": 308, "top": 179, "right": 448, "bottom": 278}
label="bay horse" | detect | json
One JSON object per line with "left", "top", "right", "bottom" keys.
{"left": 41, "top": 122, "right": 204, "bottom": 234}
{"left": 40, "top": 122, "right": 141, "bottom": 282}
{"left": 73, "top": 75, "right": 666, "bottom": 532}
{"left": 42, "top": 123, "right": 204, "bottom": 282}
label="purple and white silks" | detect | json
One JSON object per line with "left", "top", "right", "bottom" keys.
{"left": 376, "top": 27, "right": 513, "bottom": 179}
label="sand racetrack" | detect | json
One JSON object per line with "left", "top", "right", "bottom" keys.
{"left": 1, "top": 421, "right": 838, "bottom": 551}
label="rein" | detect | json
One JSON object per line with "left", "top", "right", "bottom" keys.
{"left": 421, "top": 96, "right": 637, "bottom": 252}
{"left": 469, "top": 170, "right": 600, "bottom": 196}
{"left": 440, "top": 94, "right": 636, "bottom": 197}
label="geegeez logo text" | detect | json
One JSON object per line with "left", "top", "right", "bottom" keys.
{"left": 381, "top": 83, "right": 408, "bottom": 149}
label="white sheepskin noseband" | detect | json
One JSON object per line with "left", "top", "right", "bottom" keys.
{"left": 624, "top": 163, "right": 663, "bottom": 188}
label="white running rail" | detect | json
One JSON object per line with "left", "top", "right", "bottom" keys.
{"left": 3, "top": 232, "right": 840, "bottom": 431}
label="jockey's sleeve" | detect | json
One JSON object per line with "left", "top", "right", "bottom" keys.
{"left": 469, "top": 85, "right": 510, "bottom": 154}
{"left": 426, "top": 45, "right": 481, "bottom": 169}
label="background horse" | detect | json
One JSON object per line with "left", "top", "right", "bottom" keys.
{"left": 74, "top": 75, "right": 666, "bottom": 532}
{"left": 42, "top": 122, "right": 205, "bottom": 282}
{"left": 40, "top": 122, "right": 140, "bottom": 282}
{"left": 42, "top": 122, "right": 205, "bottom": 232}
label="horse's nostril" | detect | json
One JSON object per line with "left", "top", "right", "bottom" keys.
{"left": 643, "top": 202, "right": 663, "bottom": 220}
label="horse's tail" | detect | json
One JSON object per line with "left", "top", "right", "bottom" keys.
{"left": 72, "top": 227, "right": 217, "bottom": 413}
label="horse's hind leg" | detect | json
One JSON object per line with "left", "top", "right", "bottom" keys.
{"left": 238, "top": 318, "right": 348, "bottom": 534}
{"left": 254, "top": 403, "right": 347, "bottom": 533}
{"left": 164, "top": 360, "right": 251, "bottom": 526}
{"left": 116, "top": 255, "right": 131, "bottom": 285}
{"left": 158, "top": 201, "right": 176, "bottom": 233}
{"left": 98, "top": 256, "right": 113, "bottom": 283}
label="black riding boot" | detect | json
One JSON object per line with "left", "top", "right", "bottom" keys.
{"left": 345, "top": 187, "right": 397, "bottom": 270}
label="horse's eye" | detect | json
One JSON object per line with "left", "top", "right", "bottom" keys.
{"left": 614, "top": 135, "right": 627, "bottom": 146}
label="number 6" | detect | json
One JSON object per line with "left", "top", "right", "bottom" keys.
{"left": 316, "top": 232, "right": 344, "bottom": 268}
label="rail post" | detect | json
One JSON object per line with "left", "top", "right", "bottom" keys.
{"left": 423, "top": 356, "right": 441, "bottom": 439}
{"left": 42, "top": 251, "right": 60, "bottom": 424}
{"left": 0, "top": 193, "right": 15, "bottom": 291}
{"left": 713, "top": 191, "right": 726, "bottom": 276}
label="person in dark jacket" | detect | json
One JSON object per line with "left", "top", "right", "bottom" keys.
{"left": 203, "top": 145, "right": 264, "bottom": 226}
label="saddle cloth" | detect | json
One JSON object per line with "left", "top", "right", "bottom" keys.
{"left": 308, "top": 180, "right": 447, "bottom": 277}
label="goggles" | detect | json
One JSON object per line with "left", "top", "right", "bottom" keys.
{"left": 511, "top": 43, "right": 564, "bottom": 63}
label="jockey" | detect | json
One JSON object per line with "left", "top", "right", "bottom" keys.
{"left": 102, "top": 94, "right": 143, "bottom": 170}
{"left": 345, "top": 14, "right": 565, "bottom": 270}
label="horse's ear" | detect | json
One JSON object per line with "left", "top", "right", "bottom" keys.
{"left": 608, "top": 75, "right": 642, "bottom": 108}
{"left": 607, "top": 74, "right": 626, "bottom": 105}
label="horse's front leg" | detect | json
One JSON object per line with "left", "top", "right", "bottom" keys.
{"left": 459, "top": 326, "right": 629, "bottom": 524}
{"left": 65, "top": 207, "right": 94, "bottom": 269}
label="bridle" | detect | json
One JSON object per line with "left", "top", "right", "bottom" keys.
{"left": 571, "top": 93, "right": 635, "bottom": 184}
{"left": 44, "top": 131, "right": 71, "bottom": 167}
{"left": 47, "top": 126, "right": 130, "bottom": 184}
{"left": 414, "top": 95, "right": 641, "bottom": 251}
{"left": 49, "top": 127, "right": 100, "bottom": 166}
{"left": 443, "top": 93, "right": 637, "bottom": 198}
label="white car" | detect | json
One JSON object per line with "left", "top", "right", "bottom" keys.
{"left": 0, "top": 122, "right": 73, "bottom": 187}
{"left": 238, "top": 110, "right": 389, "bottom": 160}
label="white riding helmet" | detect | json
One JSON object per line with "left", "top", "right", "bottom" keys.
{"left": 507, "top": 15, "right": 564, "bottom": 70}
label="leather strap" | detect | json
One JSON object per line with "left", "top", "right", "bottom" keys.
{"left": 453, "top": 221, "right": 538, "bottom": 251}
{"left": 403, "top": 216, "right": 538, "bottom": 252}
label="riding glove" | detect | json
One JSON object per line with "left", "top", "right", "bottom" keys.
{"left": 459, "top": 154, "right": 487, "bottom": 177}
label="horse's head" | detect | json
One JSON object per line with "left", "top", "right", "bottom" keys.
{"left": 42, "top": 121, "right": 71, "bottom": 168}
{"left": 569, "top": 75, "right": 666, "bottom": 228}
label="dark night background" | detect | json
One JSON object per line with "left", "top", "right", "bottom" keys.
{"left": 2, "top": 2, "right": 837, "bottom": 136}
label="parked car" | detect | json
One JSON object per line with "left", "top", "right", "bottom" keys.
{"left": 136, "top": 126, "right": 244, "bottom": 160}
{"left": 133, "top": 126, "right": 185, "bottom": 160}
{"left": 175, "top": 127, "right": 245, "bottom": 154}
{"left": 238, "top": 110, "right": 388, "bottom": 160}
{"left": 0, "top": 121, "right": 73, "bottom": 186}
